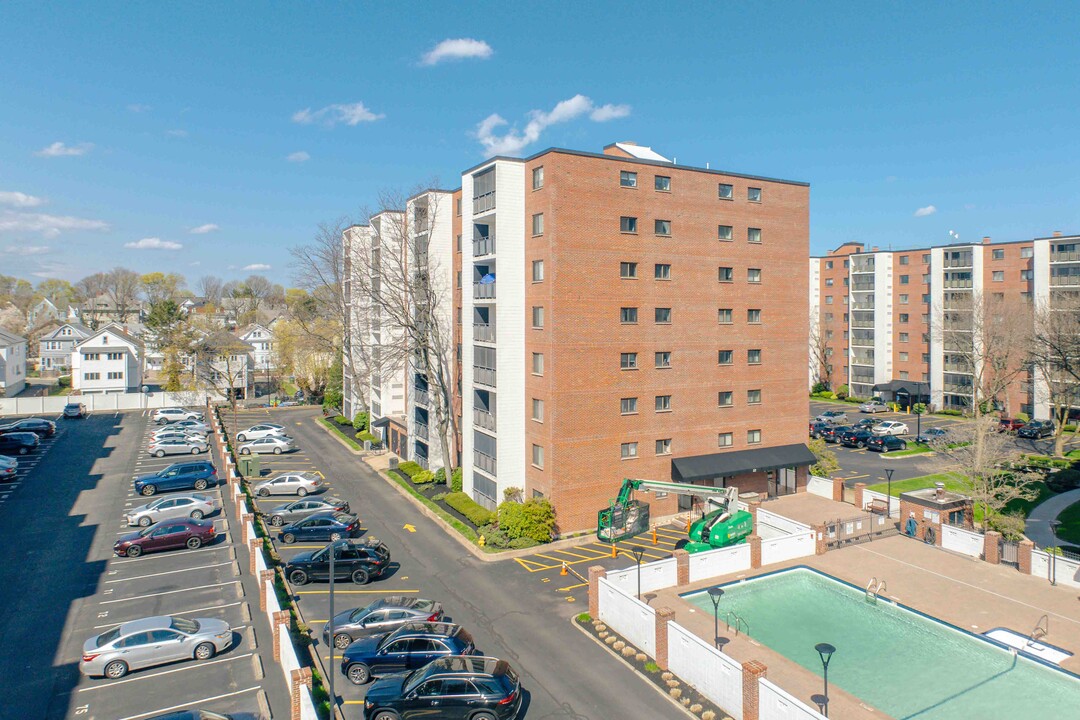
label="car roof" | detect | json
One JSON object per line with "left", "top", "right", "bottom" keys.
{"left": 424, "top": 655, "right": 509, "bottom": 677}
{"left": 118, "top": 615, "right": 174, "bottom": 633}
{"left": 390, "top": 622, "right": 459, "bottom": 638}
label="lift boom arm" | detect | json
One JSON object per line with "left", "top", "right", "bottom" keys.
{"left": 614, "top": 478, "right": 738, "bottom": 508}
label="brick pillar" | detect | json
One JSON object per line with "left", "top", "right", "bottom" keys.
{"left": 674, "top": 549, "right": 690, "bottom": 587}
{"left": 241, "top": 513, "right": 254, "bottom": 542}
{"left": 249, "top": 538, "right": 260, "bottom": 574}
{"left": 983, "top": 530, "right": 1001, "bottom": 564}
{"left": 259, "top": 568, "right": 274, "bottom": 611}
{"left": 588, "top": 565, "right": 607, "bottom": 619}
{"left": 290, "top": 666, "right": 313, "bottom": 720}
{"left": 748, "top": 535, "right": 762, "bottom": 569}
{"left": 654, "top": 607, "right": 675, "bottom": 670}
{"left": 272, "top": 610, "right": 290, "bottom": 662}
{"left": 742, "top": 660, "right": 768, "bottom": 720}
{"left": 832, "top": 476, "right": 844, "bottom": 502}
{"left": 853, "top": 482, "right": 866, "bottom": 512}
{"left": 234, "top": 494, "right": 245, "bottom": 519}
{"left": 933, "top": 518, "right": 943, "bottom": 547}
{"left": 813, "top": 524, "right": 828, "bottom": 555}
{"left": 748, "top": 500, "right": 762, "bottom": 525}
{"left": 1018, "top": 540, "right": 1034, "bottom": 575}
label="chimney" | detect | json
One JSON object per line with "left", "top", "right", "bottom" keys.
{"left": 982, "top": 236, "right": 991, "bottom": 244}
{"left": 935, "top": 482, "right": 945, "bottom": 500}
{"left": 871, "top": 246, "right": 879, "bottom": 252}
{"left": 1053, "top": 231, "right": 1063, "bottom": 237}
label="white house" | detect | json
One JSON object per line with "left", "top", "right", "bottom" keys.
{"left": 27, "top": 297, "right": 63, "bottom": 329}
{"left": 0, "top": 328, "right": 28, "bottom": 397}
{"left": 199, "top": 330, "right": 254, "bottom": 400}
{"left": 239, "top": 323, "right": 275, "bottom": 372}
{"left": 38, "top": 322, "right": 92, "bottom": 373}
{"left": 71, "top": 324, "right": 144, "bottom": 394}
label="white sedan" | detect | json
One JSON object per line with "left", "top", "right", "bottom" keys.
{"left": 872, "top": 421, "right": 909, "bottom": 436}
{"left": 148, "top": 436, "right": 210, "bottom": 457}
{"left": 253, "top": 471, "right": 323, "bottom": 497}
{"left": 126, "top": 494, "right": 219, "bottom": 527}
{"left": 238, "top": 436, "right": 296, "bottom": 455}
{"left": 236, "top": 424, "right": 288, "bottom": 442}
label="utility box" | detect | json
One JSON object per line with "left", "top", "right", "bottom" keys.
{"left": 389, "top": 456, "right": 399, "bottom": 470}
{"left": 239, "top": 456, "right": 261, "bottom": 478}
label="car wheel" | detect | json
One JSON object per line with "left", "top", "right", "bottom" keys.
{"left": 330, "top": 532, "right": 342, "bottom": 542}
{"left": 193, "top": 642, "right": 216, "bottom": 661}
{"left": 194, "top": 479, "right": 208, "bottom": 491}
{"left": 191, "top": 447, "right": 200, "bottom": 455}
{"left": 372, "top": 710, "right": 399, "bottom": 720}
{"left": 126, "top": 545, "right": 142, "bottom": 557}
{"left": 351, "top": 568, "right": 370, "bottom": 585}
{"left": 154, "top": 449, "right": 166, "bottom": 458}
{"left": 141, "top": 485, "right": 157, "bottom": 496}
{"left": 273, "top": 447, "right": 282, "bottom": 455}
{"left": 258, "top": 488, "right": 270, "bottom": 497}
{"left": 237, "top": 434, "right": 247, "bottom": 442}
{"left": 297, "top": 488, "right": 308, "bottom": 497}
{"left": 289, "top": 569, "right": 309, "bottom": 585}
{"left": 270, "top": 515, "right": 284, "bottom": 526}
{"left": 857, "top": 442, "right": 865, "bottom": 449}
{"left": 333, "top": 633, "right": 353, "bottom": 650}
{"left": 347, "top": 662, "right": 371, "bottom": 685}
{"left": 187, "top": 537, "right": 203, "bottom": 550}
{"left": 471, "top": 713, "right": 498, "bottom": 720}
{"left": 881, "top": 445, "right": 888, "bottom": 453}
{"left": 900, "top": 441, "right": 907, "bottom": 450}
{"left": 104, "top": 659, "right": 128, "bottom": 679}
{"left": 190, "top": 509, "right": 204, "bottom": 519}
{"left": 282, "top": 533, "right": 296, "bottom": 544}
{"left": 138, "top": 516, "right": 152, "bottom": 527}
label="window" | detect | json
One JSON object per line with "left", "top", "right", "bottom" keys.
{"left": 899, "top": 352, "right": 909, "bottom": 361}
{"left": 655, "top": 439, "right": 672, "bottom": 455}
{"left": 620, "top": 171, "right": 638, "bottom": 188}
{"left": 922, "top": 274, "right": 931, "bottom": 283}
{"left": 825, "top": 261, "right": 834, "bottom": 269}
{"left": 532, "top": 352, "right": 544, "bottom": 375}
{"left": 531, "top": 398, "right": 544, "bottom": 422}
{"left": 718, "top": 432, "right": 733, "bottom": 447}
{"left": 899, "top": 313, "right": 909, "bottom": 323}
{"left": 107, "top": 371, "right": 123, "bottom": 380}
{"left": 899, "top": 275, "right": 910, "bottom": 284}
{"left": 899, "top": 256, "right": 909, "bottom": 265}
{"left": 655, "top": 351, "right": 672, "bottom": 368}
{"left": 718, "top": 225, "right": 733, "bottom": 241}
{"left": 532, "top": 166, "right": 544, "bottom": 190}
{"left": 655, "top": 307, "right": 672, "bottom": 324}
{"left": 532, "top": 259, "right": 544, "bottom": 282}
{"left": 655, "top": 219, "right": 671, "bottom": 236}
{"left": 825, "top": 278, "right": 834, "bottom": 287}
{"left": 1021, "top": 269, "right": 1033, "bottom": 280}
{"left": 83, "top": 372, "right": 100, "bottom": 380}
{"left": 655, "top": 395, "right": 672, "bottom": 412}
{"left": 747, "top": 389, "right": 761, "bottom": 404}
{"left": 456, "top": 271, "right": 462, "bottom": 288}
{"left": 992, "top": 248, "right": 1004, "bottom": 260}
{"left": 455, "top": 197, "right": 462, "bottom": 216}
{"left": 899, "top": 332, "right": 909, "bottom": 342}
{"left": 899, "top": 294, "right": 908, "bottom": 303}
{"left": 922, "top": 293, "right": 931, "bottom": 303}
{"left": 718, "top": 308, "right": 733, "bottom": 324}
{"left": 621, "top": 442, "right": 638, "bottom": 459}
{"left": 922, "top": 254, "right": 931, "bottom": 263}
{"left": 747, "top": 309, "right": 762, "bottom": 324}
{"left": 620, "top": 307, "right": 638, "bottom": 324}
{"left": 456, "top": 234, "right": 462, "bottom": 252}
{"left": 718, "top": 266, "right": 734, "bottom": 282}
{"left": 922, "top": 353, "right": 930, "bottom": 362}
{"left": 718, "top": 391, "right": 733, "bottom": 407}
{"left": 84, "top": 353, "right": 99, "bottom": 361}
{"left": 718, "top": 183, "right": 733, "bottom": 199}
{"left": 532, "top": 444, "right": 544, "bottom": 469}
{"left": 620, "top": 352, "right": 638, "bottom": 370}
{"left": 825, "top": 296, "right": 833, "bottom": 305}
{"left": 620, "top": 261, "right": 638, "bottom": 278}
{"left": 532, "top": 213, "right": 544, "bottom": 235}
{"left": 992, "top": 270, "right": 1004, "bottom": 282}
{"left": 748, "top": 227, "right": 762, "bottom": 244}
{"left": 747, "top": 268, "right": 761, "bottom": 283}
{"left": 748, "top": 349, "right": 761, "bottom": 364}
{"left": 718, "top": 350, "right": 733, "bottom": 365}
{"left": 620, "top": 397, "right": 638, "bottom": 415}
{"left": 531, "top": 306, "right": 544, "bottom": 328}
{"left": 747, "top": 429, "right": 762, "bottom": 444}
{"left": 654, "top": 263, "right": 671, "bottom": 280}
{"left": 1021, "top": 247, "right": 1034, "bottom": 259}
{"left": 654, "top": 175, "right": 671, "bottom": 191}
{"left": 620, "top": 216, "right": 638, "bottom": 233}
{"left": 748, "top": 187, "right": 762, "bottom": 202}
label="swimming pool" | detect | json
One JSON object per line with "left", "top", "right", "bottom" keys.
{"left": 684, "top": 567, "right": 1080, "bottom": 720}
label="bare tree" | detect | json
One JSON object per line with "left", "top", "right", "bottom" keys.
{"left": 140, "top": 272, "right": 186, "bottom": 306}
{"left": 193, "top": 330, "right": 253, "bottom": 429}
{"left": 197, "top": 275, "right": 224, "bottom": 304}
{"left": 808, "top": 309, "right": 832, "bottom": 388}
{"left": 104, "top": 267, "right": 142, "bottom": 323}
{"left": 76, "top": 272, "right": 110, "bottom": 329}
{"left": 1030, "top": 291, "right": 1080, "bottom": 456}
{"left": 241, "top": 275, "right": 274, "bottom": 317}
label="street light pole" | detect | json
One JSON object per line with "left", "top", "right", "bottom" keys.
{"left": 631, "top": 547, "right": 646, "bottom": 600}
{"left": 885, "top": 468, "right": 894, "bottom": 518}
{"left": 328, "top": 543, "right": 336, "bottom": 716}
{"left": 815, "top": 642, "right": 836, "bottom": 718}
{"left": 1050, "top": 520, "right": 1061, "bottom": 586}
{"left": 707, "top": 587, "right": 724, "bottom": 649}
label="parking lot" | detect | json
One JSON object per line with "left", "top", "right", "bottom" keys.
{"left": 0, "top": 409, "right": 287, "bottom": 720}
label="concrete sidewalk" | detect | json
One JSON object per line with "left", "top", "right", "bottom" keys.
{"left": 1026, "top": 487, "right": 1080, "bottom": 548}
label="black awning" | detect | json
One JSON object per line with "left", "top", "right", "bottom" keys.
{"left": 670, "top": 443, "right": 817, "bottom": 483}
{"left": 371, "top": 417, "right": 390, "bottom": 429}
{"left": 873, "top": 379, "right": 927, "bottom": 394}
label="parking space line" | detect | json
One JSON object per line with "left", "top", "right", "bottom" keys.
{"left": 105, "top": 560, "right": 234, "bottom": 584}
{"left": 93, "top": 601, "right": 245, "bottom": 629}
{"left": 113, "top": 683, "right": 261, "bottom": 717}
{"left": 296, "top": 588, "right": 419, "bottom": 595}
{"left": 77, "top": 653, "right": 254, "bottom": 692}
{"left": 109, "top": 544, "right": 232, "bottom": 565}
{"left": 101, "top": 580, "right": 239, "bottom": 604}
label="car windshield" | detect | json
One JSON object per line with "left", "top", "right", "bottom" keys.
{"left": 170, "top": 617, "right": 200, "bottom": 634}
{"left": 349, "top": 605, "right": 372, "bottom": 622}
{"left": 96, "top": 626, "right": 122, "bottom": 647}
{"left": 332, "top": 513, "right": 353, "bottom": 524}
{"left": 137, "top": 525, "right": 156, "bottom": 537}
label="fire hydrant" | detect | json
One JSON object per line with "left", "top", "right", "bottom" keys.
{"left": 478, "top": 534, "right": 486, "bottom": 547}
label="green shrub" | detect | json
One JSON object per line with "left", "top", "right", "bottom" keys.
{"left": 1063, "top": 424, "right": 1078, "bottom": 433}
{"left": 819, "top": 391, "right": 836, "bottom": 399}
{"left": 644, "top": 661, "right": 660, "bottom": 673}
{"left": 434, "top": 467, "right": 446, "bottom": 485}
{"left": 912, "top": 402, "right": 927, "bottom": 415}
{"left": 352, "top": 412, "right": 369, "bottom": 432}
{"left": 935, "top": 408, "right": 964, "bottom": 416}
{"left": 811, "top": 382, "right": 830, "bottom": 394}
{"left": 497, "top": 497, "right": 556, "bottom": 543}
{"left": 412, "top": 470, "right": 437, "bottom": 485}
{"left": 397, "top": 461, "right": 423, "bottom": 478}
{"left": 576, "top": 612, "right": 592, "bottom": 623}
{"left": 508, "top": 536, "right": 540, "bottom": 549}
{"left": 478, "top": 523, "right": 509, "bottom": 548}
{"left": 1047, "top": 468, "right": 1080, "bottom": 493}
{"left": 58, "top": 375, "right": 72, "bottom": 388}
{"left": 432, "top": 492, "right": 448, "bottom": 501}
{"left": 446, "top": 492, "right": 495, "bottom": 527}
{"left": 1016, "top": 411, "right": 1030, "bottom": 423}
{"left": 835, "top": 384, "right": 849, "bottom": 399}
{"left": 451, "top": 467, "right": 463, "bottom": 493}
{"left": 355, "top": 431, "right": 379, "bottom": 444}
{"left": 333, "top": 415, "right": 349, "bottom": 425}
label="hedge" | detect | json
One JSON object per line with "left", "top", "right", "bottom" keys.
{"left": 451, "top": 467, "right": 462, "bottom": 493}
{"left": 333, "top": 415, "right": 349, "bottom": 425}
{"left": 446, "top": 491, "right": 495, "bottom": 527}
{"left": 412, "top": 470, "right": 437, "bottom": 485}
{"left": 355, "top": 431, "right": 379, "bottom": 444}
{"left": 397, "top": 461, "right": 423, "bottom": 479}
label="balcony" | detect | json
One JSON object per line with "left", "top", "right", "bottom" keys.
{"left": 413, "top": 387, "right": 430, "bottom": 406}
{"left": 943, "top": 362, "right": 972, "bottom": 373}
{"left": 474, "top": 282, "right": 496, "bottom": 300}
{"left": 943, "top": 258, "right": 972, "bottom": 268}
{"left": 473, "top": 235, "right": 496, "bottom": 257}
{"left": 851, "top": 262, "right": 875, "bottom": 274}
{"left": 851, "top": 301, "right": 875, "bottom": 310}
{"left": 473, "top": 324, "right": 496, "bottom": 343}
{"left": 414, "top": 422, "right": 429, "bottom": 441}
{"left": 943, "top": 278, "right": 973, "bottom": 289}
{"left": 473, "top": 408, "right": 496, "bottom": 431}
{"left": 1051, "top": 250, "right": 1080, "bottom": 262}
{"left": 474, "top": 366, "right": 496, "bottom": 388}
{"left": 851, "top": 375, "right": 875, "bottom": 385}
{"left": 943, "top": 321, "right": 972, "bottom": 332}
{"left": 943, "top": 383, "right": 973, "bottom": 395}
{"left": 851, "top": 319, "right": 874, "bottom": 329}
{"left": 474, "top": 451, "right": 497, "bottom": 477}
{"left": 1050, "top": 275, "right": 1080, "bottom": 286}
{"left": 851, "top": 355, "right": 875, "bottom": 366}
{"left": 851, "top": 282, "right": 875, "bottom": 292}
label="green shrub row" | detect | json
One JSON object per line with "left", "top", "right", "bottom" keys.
{"left": 935, "top": 408, "right": 964, "bottom": 416}
{"left": 332, "top": 414, "right": 349, "bottom": 425}
{"left": 352, "top": 412, "right": 369, "bottom": 432}
{"left": 397, "top": 461, "right": 423, "bottom": 478}
{"left": 412, "top": 470, "right": 438, "bottom": 485}
{"left": 355, "top": 431, "right": 379, "bottom": 444}
{"left": 446, "top": 491, "right": 495, "bottom": 527}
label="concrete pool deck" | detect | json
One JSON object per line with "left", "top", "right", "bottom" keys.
{"left": 653, "top": 534, "right": 1080, "bottom": 720}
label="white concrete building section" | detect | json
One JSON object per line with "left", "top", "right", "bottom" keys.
{"left": 930, "top": 243, "right": 983, "bottom": 410}
{"left": 1031, "top": 233, "right": 1080, "bottom": 419}
{"left": 71, "top": 324, "right": 143, "bottom": 394}
{"left": 342, "top": 223, "right": 373, "bottom": 421}
{"left": 873, "top": 252, "right": 894, "bottom": 389}
{"left": 0, "top": 328, "right": 28, "bottom": 398}
{"left": 808, "top": 257, "right": 821, "bottom": 389}
{"left": 367, "top": 211, "right": 408, "bottom": 425}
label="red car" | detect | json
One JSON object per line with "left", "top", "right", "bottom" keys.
{"left": 997, "top": 418, "right": 1025, "bottom": 433}
{"left": 113, "top": 519, "right": 216, "bottom": 557}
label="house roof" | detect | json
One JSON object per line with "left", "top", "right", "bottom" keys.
{"left": 670, "top": 443, "right": 817, "bottom": 483}
{"left": 0, "top": 327, "right": 27, "bottom": 346}
{"left": 43, "top": 322, "right": 92, "bottom": 340}
{"left": 75, "top": 323, "right": 144, "bottom": 350}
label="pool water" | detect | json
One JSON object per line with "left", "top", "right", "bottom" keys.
{"left": 685, "top": 567, "right": 1080, "bottom": 720}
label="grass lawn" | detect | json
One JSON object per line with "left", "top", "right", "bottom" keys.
{"left": 887, "top": 442, "right": 933, "bottom": 457}
{"left": 866, "top": 472, "right": 967, "bottom": 497}
{"left": 1051, "top": 499, "right": 1080, "bottom": 546}
{"left": 280, "top": 379, "right": 300, "bottom": 397}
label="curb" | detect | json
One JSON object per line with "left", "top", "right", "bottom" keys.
{"left": 881, "top": 450, "right": 935, "bottom": 461}
{"left": 313, "top": 417, "right": 366, "bottom": 455}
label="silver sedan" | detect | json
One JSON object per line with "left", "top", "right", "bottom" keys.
{"left": 253, "top": 471, "right": 323, "bottom": 497}
{"left": 149, "top": 429, "right": 206, "bottom": 444}
{"left": 148, "top": 436, "right": 209, "bottom": 457}
{"left": 126, "top": 493, "right": 219, "bottom": 527}
{"left": 235, "top": 424, "right": 287, "bottom": 442}
{"left": 80, "top": 615, "right": 233, "bottom": 679}
{"left": 266, "top": 496, "right": 350, "bottom": 526}
{"left": 238, "top": 436, "right": 296, "bottom": 455}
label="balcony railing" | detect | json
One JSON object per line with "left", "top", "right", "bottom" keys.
{"left": 414, "top": 422, "right": 429, "bottom": 441}
{"left": 851, "top": 282, "right": 875, "bottom": 291}
{"left": 1051, "top": 250, "right": 1080, "bottom": 262}
{"left": 943, "top": 258, "right": 972, "bottom": 268}
{"left": 413, "top": 388, "right": 430, "bottom": 406}
{"left": 474, "top": 367, "right": 496, "bottom": 388}
{"left": 943, "top": 321, "right": 972, "bottom": 331}
{"left": 943, "top": 278, "right": 973, "bottom": 288}
{"left": 474, "top": 282, "right": 496, "bottom": 300}
{"left": 473, "top": 235, "right": 496, "bottom": 257}
{"left": 943, "top": 384, "right": 973, "bottom": 395}
{"left": 1050, "top": 275, "right": 1080, "bottom": 286}
{"left": 851, "top": 319, "right": 874, "bottom": 329}
{"left": 943, "top": 362, "right": 972, "bottom": 373}
{"left": 851, "top": 375, "right": 875, "bottom": 385}
{"left": 474, "top": 451, "right": 497, "bottom": 476}
{"left": 473, "top": 324, "right": 496, "bottom": 342}
{"left": 473, "top": 408, "right": 496, "bottom": 431}
{"left": 851, "top": 301, "right": 875, "bottom": 310}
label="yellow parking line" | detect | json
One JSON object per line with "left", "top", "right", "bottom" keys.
{"left": 549, "top": 548, "right": 609, "bottom": 561}
{"left": 557, "top": 582, "right": 588, "bottom": 592}
{"left": 615, "top": 541, "right": 668, "bottom": 559}
{"left": 514, "top": 557, "right": 556, "bottom": 572}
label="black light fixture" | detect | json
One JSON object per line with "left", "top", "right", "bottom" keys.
{"left": 631, "top": 547, "right": 646, "bottom": 600}
{"left": 885, "top": 468, "right": 895, "bottom": 516}
{"left": 707, "top": 587, "right": 724, "bottom": 649}
{"left": 815, "top": 642, "right": 837, "bottom": 718}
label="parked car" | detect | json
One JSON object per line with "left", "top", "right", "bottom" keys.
{"left": 126, "top": 493, "right": 219, "bottom": 527}
{"left": 916, "top": 427, "right": 949, "bottom": 444}
{"left": 866, "top": 435, "right": 907, "bottom": 453}
{"left": 253, "top": 471, "right": 322, "bottom": 497}
{"left": 839, "top": 429, "right": 875, "bottom": 449}
{"left": 80, "top": 615, "right": 232, "bottom": 679}
{"left": 236, "top": 424, "right": 288, "bottom": 442}
{"left": 997, "top": 417, "right": 1025, "bottom": 433}
{"left": 170, "top": 419, "right": 212, "bottom": 435}
{"left": 285, "top": 538, "right": 391, "bottom": 586}
{"left": 854, "top": 417, "right": 883, "bottom": 431}
{"left": 63, "top": 402, "right": 87, "bottom": 419}
{"left": 148, "top": 436, "right": 209, "bottom": 457}
{"left": 1018, "top": 420, "right": 1056, "bottom": 439}
{"left": 238, "top": 436, "right": 296, "bottom": 455}
{"left": 114, "top": 518, "right": 216, "bottom": 557}
{"left": 361, "top": 656, "right": 521, "bottom": 720}
{"left": 0, "top": 455, "right": 16, "bottom": 480}
{"left": 0, "top": 432, "right": 39, "bottom": 456}
{"left": 134, "top": 460, "right": 217, "bottom": 496}
{"left": 342, "top": 622, "right": 476, "bottom": 685}
{"left": 821, "top": 425, "right": 852, "bottom": 444}
{"left": 279, "top": 511, "right": 361, "bottom": 544}
{"left": 814, "top": 410, "right": 848, "bottom": 424}
{"left": 859, "top": 400, "right": 889, "bottom": 413}
{"left": 0, "top": 417, "right": 56, "bottom": 438}
{"left": 143, "top": 712, "right": 261, "bottom": 720}
{"left": 872, "top": 421, "right": 909, "bottom": 436}
{"left": 323, "top": 597, "right": 445, "bottom": 650}
{"left": 266, "top": 496, "right": 350, "bottom": 526}
{"left": 808, "top": 421, "right": 832, "bottom": 439}
{"left": 148, "top": 429, "right": 206, "bottom": 446}
{"left": 153, "top": 407, "right": 204, "bottom": 425}
{"left": 151, "top": 423, "right": 209, "bottom": 439}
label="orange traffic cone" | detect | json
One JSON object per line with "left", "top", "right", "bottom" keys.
{"left": 560, "top": 562, "right": 568, "bottom": 576}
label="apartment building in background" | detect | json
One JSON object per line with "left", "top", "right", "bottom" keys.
{"left": 0, "top": 328, "right": 27, "bottom": 397}
{"left": 1032, "top": 232, "right": 1080, "bottom": 420}
{"left": 71, "top": 324, "right": 143, "bottom": 394}
{"left": 342, "top": 223, "right": 372, "bottom": 421}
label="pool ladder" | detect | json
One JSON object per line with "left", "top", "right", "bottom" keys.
{"left": 866, "top": 577, "right": 887, "bottom": 603}
{"left": 1029, "top": 615, "right": 1049, "bottom": 645}
{"left": 725, "top": 611, "right": 749, "bottom": 636}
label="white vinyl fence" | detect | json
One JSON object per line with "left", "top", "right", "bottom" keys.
{"left": 668, "top": 622, "right": 743, "bottom": 718}
{"left": 606, "top": 557, "right": 678, "bottom": 595}
{"left": 758, "top": 508, "right": 812, "bottom": 535}
{"left": 689, "top": 543, "right": 752, "bottom": 583}
{"left": 761, "top": 532, "right": 815, "bottom": 565}
{"left": 597, "top": 577, "right": 656, "bottom": 656}
{"left": 807, "top": 475, "right": 833, "bottom": 499}
{"left": 1032, "top": 549, "right": 1080, "bottom": 589}
{"left": 861, "top": 488, "right": 900, "bottom": 517}
{"left": 0, "top": 390, "right": 204, "bottom": 416}
{"left": 760, "top": 679, "right": 827, "bottom": 720}
{"left": 941, "top": 525, "right": 984, "bottom": 558}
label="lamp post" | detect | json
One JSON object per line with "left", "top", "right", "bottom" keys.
{"left": 328, "top": 543, "right": 336, "bottom": 716}
{"left": 885, "top": 468, "right": 894, "bottom": 518}
{"left": 815, "top": 642, "right": 836, "bottom": 718}
{"left": 1050, "top": 519, "right": 1061, "bottom": 586}
{"left": 631, "top": 547, "right": 646, "bottom": 600}
{"left": 707, "top": 587, "right": 724, "bottom": 649}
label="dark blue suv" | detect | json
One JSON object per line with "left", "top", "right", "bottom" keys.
{"left": 134, "top": 460, "right": 217, "bottom": 496}
{"left": 343, "top": 622, "right": 475, "bottom": 685}
{"left": 362, "top": 656, "right": 521, "bottom": 720}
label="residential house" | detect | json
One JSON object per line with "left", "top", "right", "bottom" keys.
{"left": 38, "top": 322, "right": 93, "bottom": 373}
{"left": 199, "top": 330, "right": 254, "bottom": 400}
{"left": 26, "top": 297, "right": 63, "bottom": 330}
{"left": 71, "top": 324, "right": 144, "bottom": 394}
{"left": 239, "top": 323, "right": 275, "bottom": 374}
{"left": 0, "top": 328, "right": 28, "bottom": 397}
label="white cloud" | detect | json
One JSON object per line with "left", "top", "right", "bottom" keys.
{"left": 124, "top": 237, "right": 182, "bottom": 250}
{"left": 165, "top": 129, "right": 189, "bottom": 138}
{"left": 286, "top": 151, "right": 311, "bottom": 163}
{"left": 292, "top": 103, "right": 384, "bottom": 127}
{"left": 35, "top": 141, "right": 94, "bottom": 157}
{"left": 0, "top": 191, "right": 45, "bottom": 208}
{"left": 243, "top": 263, "right": 271, "bottom": 271}
{"left": 914, "top": 205, "right": 937, "bottom": 217}
{"left": 3, "top": 245, "right": 50, "bottom": 256}
{"left": 474, "top": 94, "right": 632, "bottom": 156}
{"left": 421, "top": 38, "right": 494, "bottom": 66}
{"left": 127, "top": 104, "right": 152, "bottom": 113}
{"left": 190, "top": 223, "right": 219, "bottom": 234}
{"left": 0, "top": 211, "right": 109, "bottom": 238}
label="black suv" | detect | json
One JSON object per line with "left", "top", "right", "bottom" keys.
{"left": 821, "top": 425, "right": 852, "bottom": 444}
{"left": 286, "top": 538, "right": 390, "bottom": 586}
{"left": 866, "top": 435, "right": 907, "bottom": 453}
{"left": 0, "top": 432, "right": 40, "bottom": 456}
{"left": 808, "top": 421, "right": 831, "bottom": 439}
{"left": 0, "top": 418, "right": 56, "bottom": 438}
{"left": 839, "top": 429, "right": 874, "bottom": 449}
{"left": 1018, "top": 420, "right": 1055, "bottom": 439}
{"left": 362, "top": 656, "right": 521, "bottom": 720}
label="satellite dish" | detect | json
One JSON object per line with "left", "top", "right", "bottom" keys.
{"left": 141, "top": 385, "right": 150, "bottom": 393}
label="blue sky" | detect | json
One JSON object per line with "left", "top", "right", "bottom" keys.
{"left": 1, "top": 2, "right": 1078, "bottom": 285}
